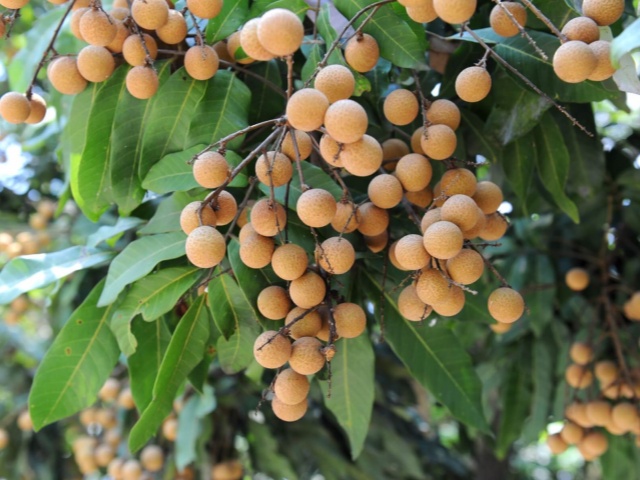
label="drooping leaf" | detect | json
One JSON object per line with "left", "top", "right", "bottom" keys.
{"left": 497, "top": 357, "right": 533, "bottom": 458}
{"left": 129, "top": 296, "right": 210, "bottom": 452}
{"left": 245, "top": 60, "right": 285, "bottom": 123}
{"left": 319, "top": 334, "right": 375, "bottom": 459}
{"left": 205, "top": 0, "right": 249, "bottom": 43}
{"left": 216, "top": 302, "right": 260, "bottom": 375}
{"left": 249, "top": 0, "right": 309, "bottom": 18}
{"left": 29, "top": 280, "right": 120, "bottom": 430}
{"left": 99, "top": 232, "right": 187, "bottom": 307}
{"left": 460, "top": 109, "right": 502, "bottom": 163}
{"left": 175, "top": 385, "right": 217, "bottom": 471}
{"left": 86, "top": 217, "right": 145, "bottom": 248}
{"left": 208, "top": 271, "right": 258, "bottom": 339}
{"left": 522, "top": 340, "right": 553, "bottom": 443}
{"left": 502, "top": 133, "right": 536, "bottom": 215}
{"left": 0, "top": 247, "right": 115, "bottom": 304}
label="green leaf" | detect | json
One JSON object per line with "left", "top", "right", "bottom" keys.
{"left": 29, "top": 280, "right": 120, "bottom": 430}
{"left": 187, "top": 71, "right": 251, "bottom": 151}
{"left": 502, "top": 133, "right": 536, "bottom": 214}
{"left": 611, "top": 18, "right": 640, "bottom": 66}
{"left": 319, "top": 335, "right": 375, "bottom": 459}
{"left": 139, "top": 190, "right": 208, "bottom": 235}
{"left": 600, "top": 434, "right": 640, "bottom": 480}
{"left": 533, "top": 113, "right": 579, "bottom": 223}
{"left": 0, "top": 247, "right": 115, "bottom": 304}
{"left": 140, "top": 68, "right": 208, "bottom": 178}
{"left": 188, "top": 319, "right": 217, "bottom": 392}
{"left": 216, "top": 307, "right": 260, "bottom": 374}
{"left": 334, "top": 0, "right": 426, "bottom": 68}
{"left": 497, "top": 359, "right": 532, "bottom": 458}
{"left": 460, "top": 109, "right": 501, "bottom": 163}
{"left": 248, "top": 421, "right": 299, "bottom": 480}
{"left": 128, "top": 317, "right": 171, "bottom": 413}
{"left": 249, "top": 0, "right": 309, "bottom": 18}
{"left": 522, "top": 340, "right": 553, "bottom": 443}
{"left": 302, "top": 43, "right": 325, "bottom": 83}
{"left": 129, "top": 296, "right": 210, "bottom": 452}
{"left": 361, "top": 269, "right": 490, "bottom": 433}
{"left": 208, "top": 271, "right": 259, "bottom": 339}
{"left": 99, "top": 232, "right": 187, "bottom": 307}
{"left": 86, "top": 217, "right": 145, "bottom": 248}
{"left": 206, "top": 0, "right": 249, "bottom": 43}
{"left": 245, "top": 61, "right": 285, "bottom": 123}
{"left": 175, "top": 385, "right": 216, "bottom": 471}
{"left": 523, "top": 254, "right": 556, "bottom": 336}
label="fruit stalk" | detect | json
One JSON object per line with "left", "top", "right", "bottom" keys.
{"left": 519, "top": 0, "right": 567, "bottom": 42}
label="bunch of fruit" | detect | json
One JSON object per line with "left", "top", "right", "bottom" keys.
{"left": 0, "top": 200, "right": 56, "bottom": 263}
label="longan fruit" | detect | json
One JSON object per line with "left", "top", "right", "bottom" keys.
{"left": 180, "top": 201, "right": 217, "bottom": 234}
{"left": 415, "top": 268, "right": 450, "bottom": 305}
{"left": 162, "top": 417, "right": 178, "bottom": 441}
{"left": 341, "top": 134, "right": 383, "bottom": 177}
{"left": 357, "top": 202, "right": 389, "bottom": 236}
{"left": 368, "top": 174, "right": 403, "bottom": 209}
{"left": 212, "top": 190, "right": 237, "bottom": 226}
{"left": 281, "top": 129, "right": 313, "bottom": 161}
{"left": 0, "top": 92, "right": 30, "bottom": 124}
{"left": 0, "top": 0, "right": 29, "bottom": 8}
{"left": 23, "top": 93, "right": 46, "bottom": 125}
{"left": 77, "top": 46, "right": 116, "bottom": 83}
{"left": 185, "top": 226, "right": 226, "bottom": 268}
{"left": 17, "top": 411, "right": 33, "bottom": 431}
{"left": 271, "top": 243, "right": 308, "bottom": 281}
{"left": 289, "top": 336, "right": 325, "bottom": 375}
{"left": 80, "top": 8, "right": 117, "bottom": 47}
{"left": 333, "top": 303, "right": 366, "bottom": 338}
{"left": 316, "top": 237, "right": 355, "bottom": 275}
{"left": 594, "top": 360, "right": 618, "bottom": 385}
{"left": 70, "top": 7, "right": 88, "bottom": 41}
{"left": 479, "top": 212, "right": 508, "bottom": 241}
{"left": 286, "top": 307, "right": 322, "bottom": 339}
{"left": 489, "top": 322, "right": 512, "bottom": 334}
{"left": 79, "top": 408, "right": 97, "bottom": 426}
{"left": 258, "top": 8, "right": 304, "bottom": 56}
{"left": 211, "top": 460, "right": 243, "bottom": 480}
{"left": 579, "top": 431, "right": 608, "bottom": 457}
{"left": 110, "top": 7, "right": 130, "bottom": 21}
{"left": 472, "top": 181, "right": 503, "bottom": 214}
{"left": 489, "top": 2, "right": 527, "bottom": 37}
{"left": 421, "top": 208, "right": 442, "bottom": 233}
{"left": 240, "top": 18, "right": 275, "bottom": 61}
{"left": 565, "top": 402, "right": 593, "bottom": 427}
{"left": 446, "top": 249, "right": 484, "bottom": 285}
{"left": 455, "top": 66, "right": 492, "bottom": 103}
{"left": 239, "top": 233, "right": 274, "bottom": 269}
{"left": 388, "top": 241, "right": 408, "bottom": 271}
{"left": 140, "top": 445, "right": 164, "bottom": 472}
{"left": 406, "top": 3, "right": 438, "bottom": 23}
{"left": 440, "top": 168, "right": 477, "bottom": 196}
{"left": 253, "top": 330, "right": 291, "bottom": 368}
{"left": 605, "top": 416, "right": 628, "bottom": 436}
{"left": 560, "top": 422, "right": 584, "bottom": 445}
{"left": 398, "top": 285, "right": 431, "bottom": 321}
{"left": 561, "top": 16, "right": 600, "bottom": 43}
{"left": 106, "top": 20, "right": 129, "bottom": 54}
{"left": 319, "top": 134, "right": 343, "bottom": 167}
{"left": 126, "top": 66, "right": 159, "bottom": 99}
{"left": 99, "top": 378, "right": 120, "bottom": 402}
{"left": 185, "top": 44, "right": 219, "bottom": 80}
{"left": 121, "top": 459, "right": 143, "bottom": 480}
{"left": 0, "top": 429, "right": 8, "bottom": 450}
{"left": 324, "top": 99, "right": 368, "bottom": 144}
{"left": 157, "top": 9, "right": 188, "bottom": 44}
{"left": 297, "top": 188, "right": 337, "bottom": 228}
{"left": 289, "top": 271, "right": 326, "bottom": 309}
{"left": 187, "top": 0, "right": 223, "bottom": 19}
{"left": 582, "top": 0, "right": 624, "bottom": 26}
{"left": 565, "top": 363, "right": 593, "bottom": 389}
{"left": 395, "top": 153, "right": 432, "bottom": 192}
{"left": 286, "top": 88, "right": 329, "bottom": 132}
{"left": 344, "top": 33, "right": 379, "bottom": 72}
{"left": 426, "top": 99, "right": 461, "bottom": 130}
{"left": 193, "top": 151, "right": 230, "bottom": 189}
{"left": 585, "top": 400, "right": 611, "bottom": 426}
{"left": 257, "top": 286, "right": 291, "bottom": 320}
{"left": 95, "top": 444, "right": 116, "bottom": 467}
{"left": 553, "top": 41, "right": 597, "bottom": 83}
{"left": 11, "top": 295, "right": 29, "bottom": 314}
{"left": 255, "top": 151, "right": 293, "bottom": 187}
{"left": 432, "top": 285, "right": 465, "bottom": 316}
{"left": 546, "top": 434, "right": 568, "bottom": 454}
{"left": 406, "top": 187, "right": 433, "bottom": 208}
{"left": 411, "top": 126, "right": 426, "bottom": 154}
{"left": 213, "top": 40, "right": 234, "bottom": 64}
{"left": 588, "top": 40, "right": 616, "bottom": 81}
{"left": 394, "top": 234, "right": 431, "bottom": 271}
{"left": 226, "top": 31, "right": 255, "bottom": 64}
{"left": 131, "top": 0, "right": 169, "bottom": 29}
{"left": 272, "top": 395, "right": 308, "bottom": 422}
{"left": 441, "top": 194, "right": 480, "bottom": 231}
{"left": 364, "top": 231, "right": 389, "bottom": 253}
{"left": 569, "top": 342, "right": 593, "bottom": 365}
{"left": 122, "top": 34, "right": 158, "bottom": 67}
{"left": 314, "top": 65, "right": 355, "bottom": 103}
{"left": 274, "top": 368, "right": 310, "bottom": 405}
{"left": 433, "top": 0, "right": 477, "bottom": 24}
{"left": 623, "top": 293, "right": 640, "bottom": 320}
{"left": 423, "top": 220, "right": 463, "bottom": 259}
{"left": 117, "top": 387, "right": 135, "bottom": 410}
{"left": 250, "top": 198, "right": 287, "bottom": 236}
{"left": 487, "top": 287, "right": 524, "bottom": 323}
{"left": 331, "top": 200, "right": 360, "bottom": 233}
{"left": 383, "top": 89, "right": 419, "bottom": 126}
{"left": 611, "top": 403, "right": 640, "bottom": 432}
{"left": 316, "top": 310, "right": 331, "bottom": 341}
{"left": 382, "top": 137, "right": 410, "bottom": 169}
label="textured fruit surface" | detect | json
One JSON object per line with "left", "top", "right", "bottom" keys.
{"left": 479, "top": 212, "right": 508, "bottom": 241}
{"left": 314, "top": 65, "right": 355, "bottom": 103}
{"left": 588, "top": 40, "right": 616, "bottom": 81}
{"left": 253, "top": 331, "right": 291, "bottom": 368}
{"left": 317, "top": 237, "right": 355, "bottom": 275}
{"left": 395, "top": 234, "right": 431, "bottom": 271}
{"left": 324, "top": 99, "right": 368, "bottom": 144}
{"left": 77, "top": 46, "right": 116, "bottom": 83}
{"left": 569, "top": 342, "right": 593, "bottom": 365}
{"left": 179, "top": 201, "right": 217, "bottom": 234}
{"left": 281, "top": 130, "right": 312, "bottom": 161}
{"left": 257, "top": 8, "right": 304, "bottom": 56}
{"left": 553, "top": 41, "right": 597, "bottom": 83}
{"left": 250, "top": 199, "right": 287, "bottom": 236}
{"left": 331, "top": 201, "right": 360, "bottom": 233}
{"left": 106, "top": 20, "right": 128, "bottom": 54}
{"left": 432, "top": 285, "right": 465, "bottom": 317}
{"left": 239, "top": 233, "right": 274, "bottom": 269}
{"left": 126, "top": 66, "right": 159, "bottom": 99}
{"left": 560, "top": 422, "right": 584, "bottom": 445}
{"left": 193, "top": 151, "right": 229, "bottom": 189}
{"left": 122, "top": 34, "right": 158, "bottom": 67}
{"left": 421, "top": 208, "right": 442, "bottom": 234}
{"left": 227, "top": 31, "right": 255, "bottom": 64}
{"left": 271, "top": 243, "right": 308, "bottom": 281}
{"left": 561, "top": 16, "right": 600, "bottom": 43}
{"left": 213, "top": 191, "right": 238, "bottom": 226}
{"left": 415, "top": 268, "right": 450, "bottom": 305}
{"left": 297, "top": 189, "right": 337, "bottom": 228}
{"left": 286, "top": 88, "right": 329, "bottom": 132}
{"left": 289, "top": 272, "right": 326, "bottom": 308}
{"left": 364, "top": 231, "right": 388, "bottom": 253}
{"left": 472, "top": 181, "right": 503, "bottom": 214}
{"left": 398, "top": 285, "right": 431, "bottom": 321}
{"left": 423, "top": 221, "right": 463, "bottom": 259}
{"left": 185, "top": 226, "right": 226, "bottom": 268}
{"left": 273, "top": 368, "right": 309, "bottom": 405}
{"left": 433, "top": 0, "right": 477, "bottom": 24}
{"left": 455, "top": 66, "right": 492, "bottom": 102}
{"left": 547, "top": 434, "right": 568, "bottom": 454}
{"left": 566, "top": 268, "right": 589, "bottom": 291}
{"left": 487, "top": 287, "right": 524, "bottom": 323}
{"left": 131, "top": 0, "right": 169, "bottom": 30}
{"left": 0, "top": 92, "right": 30, "bottom": 124}
{"left": 441, "top": 194, "right": 479, "bottom": 231}
{"left": 582, "top": 0, "right": 624, "bottom": 26}
{"left": 79, "top": 9, "right": 117, "bottom": 47}
{"left": 446, "top": 249, "right": 484, "bottom": 284}
{"left": 344, "top": 33, "right": 379, "bottom": 72}
{"left": 426, "top": 99, "right": 461, "bottom": 130}
{"left": 579, "top": 432, "right": 608, "bottom": 457}
{"left": 396, "top": 153, "right": 432, "bottom": 192}
{"left": 240, "top": 18, "right": 275, "bottom": 61}
{"left": 286, "top": 307, "right": 322, "bottom": 339}
{"left": 406, "top": 3, "right": 438, "bottom": 23}
{"left": 565, "top": 363, "right": 593, "bottom": 389}
{"left": 272, "top": 396, "right": 308, "bottom": 422}
{"left": 333, "top": 303, "right": 366, "bottom": 338}
{"left": 383, "top": 89, "right": 419, "bottom": 126}
{"left": 421, "top": 124, "right": 457, "bottom": 160}
{"left": 184, "top": 45, "right": 219, "bottom": 80}
{"left": 187, "top": 0, "right": 223, "bottom": 19}
{"left": 25, "top": 94, "right": 47, "bottom": 125}
{"left": 289, "top": 337, "right": 325, "bottom": 375}
{"left": 255, "top": 151, "right": 293, "bottom": 187}
{"left": 382, "top": 138, "right": 410, "bottom": 168}
{"left": 47, "top": 57, "right": 88, "bottom": 95}
{"left": 257, "top": 286, "right": 291, "bottom": 320}
{"left": 341, "top": 134, "right": 383, "bottom": 177}
{"left": 357, "top": 202, "right": 389, "bottom": 236}
{"left": 489, "top": 1, "right": 527, "bottom": 37}
{"left": 440, "top": 168, "right": 477, "bottom": 196}
{"left": 611, "top": 403, "right": 640, "bottom": 431}
{"left": 156, "top": 10, "right": 188, "bottom": 44}
{"left": 405, "top": 187, "right": 433, "bottom": 208}
{"left": 368, "top": 174, "right": 403, "bottom": 209}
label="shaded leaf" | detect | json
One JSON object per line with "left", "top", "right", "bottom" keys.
{"left": 208, "top": 271, "right": 258, "bottom": 339}
{"left": 522, "top": 340, "right": 553, "bottom": 443}
{"left": 460, "top": 109, "right": 501, "bottom": 163}
{"left": 497, "top": 357, "right": 532, "bottom": 458}
{"left": 245, "top": 60, "right": 285, "bottom": 123}
{"left": 502, "top": 133, "right": 536, "bottom": 215}
{"left": 206, "top": 0, "right": 249, "bottom": 43}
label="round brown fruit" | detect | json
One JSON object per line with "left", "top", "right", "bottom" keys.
{"left": 547, "top": 434, "right": 568, "bottom": 454}
{"left": 253, "top": 330, "right": 291, "bottom": 369}
{"left": 255, "top": 151, "right": 293, "bottom": 187}
{"left": 489, "top": 1, "right": 527, "bottom": 37}
{"left": 271, "top": 243, "right": 308, "bottom": 281}
{"left": 426, "top": 99, "right": 461, "bottom": 130}
{"left": 289, "top": 336, "right": 325, "bottom": 375}
{"left": 479, "top": 212, "right": 508, "bottom": 241}
{"left": 281, "top": 129, "right": 313, "bottom": 161}
{"left": 423, "top": 220, "right": 463, "bottom": 260}
{"left": 240, "top": 18, "right": 275, "bottom": 61}
{"left": 357, "top": 202, "right": 389, "bottom": 236}
{"left": 25, "top": 94, "right": 47, "bottom": 125}
{"left": 588, "top": 40, "right": 616, "bottom": 81}
{"left": 594, "top": 360, "right": 618, "bottom": 385}
{"left": 289, "top": 272, "right": 326, "bottom": 309}
{"left": 441, "top": 194, "right": 480, "bottom": 231}
{"left": 455, "top": 66, "right": 492, "bottom": 103}
{"left": 314, "top": 65, "right": 355, "bottom": 103}
{"left": 561, "top": 16, "right": 600, "bottom": 43}
{"left": 213, "top": 190, "right": 238, "bottom": 226}
{"left": 431, "top": 285, "right": 465, "bottom": 317}
{"left": 140, "top": 445, "right": 164, "bottom": 472}
{"left": 316, "top": 237, "right": 355, "bottom": 275}
{"left": 582, "top": 0, "right": 624, "bottom": 26}
{"left": 395, "top": 153, "right": 432, "bottom": 192}
{"left": 398, "top": 285, "right": 431, "bottom": 321}
{"left": 570, "top": 342, "right": 593, "bottom": 365}
{"left": 250, "top": 198, "right": 287, "bottom": 237}
{"left": 273, "top": 368, "right": 309, "bottom": 405}
{"left": 162, "top": 417, "right": 178, "bottom": 441}
{"left": 0, "top": 92, "right": 30, "bottom": 124}
{"left": 472, "top": 181, "right": 503, "bottom": 214}
{"left": 341, "top": 134, "right": 383, "bottom": 177}
{"left": 364, "top": 231, "right": 388, "bottom": 253}
{"left": 383, "top": 89, "right": 419, "bottom": 126}
{"left": 184, "top": 45, "right": 219, "bottom": 80}
{"left": 47, "top": 57, "right": 88, "bottom": 95}
{"left": 324, "top": 99, "right": 368, "bottom": 145}
{"left": 286, "top": 307, "right": 322, "bottom": 339}
{"left": 411, "top": 127, "right": 426, "bottom": 154}
{"left": 553, "top": 41, "right": 597, "bottom": 83}
{"left": 297, "top": 189, "right": 337, "bottom": 228}
{"left": 122, "top": 34, "right": 158, "bottom": 67}
{"left": 565, "top": 363, "right": 593, "bottom": 389}
{"left": 211, "top": 460, "right": 243, "bottom": 480}
{"left": 272, "top": 395, "right": 308, "bottom": 422}
{"left": 79, "top": 9, "right": 117, "bottom": 47}
{"left": 185, "top": 226, "right": 226, "bottom": 268}
{"left": 579, "top": 431, "right": 608, "bottom": 457}
{"left": 333, "top": 303, "right": 366, "bottom": 338}
{"left": 487, "top": 287, "right": 524, "bottom": 323}
{"left": 344, "top": 33, "right": 379, "bottom": 72}
{"left": 406, "top": 2, "right": 438, "bottom": 23}
{"left": 368, "top": 174, "right": 403, "bottom": 209}
{"left": 257, "top": 286, "right": 291, "bottom": 320}
{"left": 331, "top": 200, "right": 360, "bottom": 234}
{"left": 440, "top": 168, "right": 477, "bottom": 196}
{"left": 286, "top": 88, "right": 329, "bottom": 132}
{"left": 187, "top": 0, "right": 223, "bottom": 19}
{"left": 257, "top": 8, "right": 304, "bottom": 56}
{"left": 227, "top": 31, "right": 255, "bottom": 64}
{"left": 405, "top": 187, "right": 433, "bottom": 208}
{"left": 157, "top": 9, "right": 188, "bottom": 44}
{"left": 98, "top": 378, "right": 120, "bottom": 402}
{"left": 395, "top": 234, "right": 431, "bottom": 271}
{"left": 319, "top": 134, "right": 343, "bottom": 167}
{"left": 131, "top": 0, "right": 169, "bottom": 30}
{"left": 446, "top": 249, "right": 484, "bottom": 285}
{"left": 77, "top": 46, "right": 116, "bottom": 83}
{"left": 193, "top": 151, "right": 229, "bottom": 189}
{"left": 585, "top": 400, "right": 612, "bottom": 426}
{"left": 415, "top": 268, "right": 449, "bottom": 305}
{"left": 180, "top": 202, "right": 217, "bottom": 235}
{"left": 125, "top": 66, "right": 159, "bottom": 99}
{"left": 239, "top": 233, "right": 274, "bottom": 269}
{"left": 433, "top": 0, "right": 477, "bottom": 24}
{"left": 560, "top": 422, "right": 584, "bottom": 445}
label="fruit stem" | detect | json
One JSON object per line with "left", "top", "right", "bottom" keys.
{"left": 126, "top": 0, "right": 155, "bottom": 67}
{"left": 3, "top": 9, "right": 21, "bottom": 39}
{"left": 491, "top": 0, "right": 549, "bottom": 60}
{"left": 223, "top": 176, "right": 258, "bottom": 242}
{"left": 257, "top": 305, "right": 323, "bottom": 351}
{"left": 519, "top": 0, "right": 568, "bottom": 42}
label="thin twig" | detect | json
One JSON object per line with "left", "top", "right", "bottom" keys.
{"left": 492, "top": 0, "right": 548, "bottom": 60}
{"left": 519, "top": 0, "right": 567, "bottom": 42}
{"left": 223, "top": 177, "right": 257, "bottom": 241}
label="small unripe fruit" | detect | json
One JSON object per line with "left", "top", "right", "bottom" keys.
{"left": 25, "top": 94, "right": 47, "bottom": 125}
{"left": 80, "top": 9, "right": 117, "bottom": 47}
{"left": 423, "top": 221, "right": 463, "bottom": 259}
{"left": 77, "top": 46, "right": 116, "bottom": 83}
{"left": 383, "top": 89, "right": 419, "bottom": 126}
{"left": 553, "top": 41, "right": 597, "bottom": 83}
{"left": 441, "top": 194, "right": 479, "bottom": 231}
{"left": 357, "top": 202, "right": 389, "bottom": 236}
{"left": 432, "top": 285, "right": 465, "bottom": 317}
{"left": 240, "top": 18, "right": 275, "bottom": 62}
{"left": 569, "top": 342, "right": 593, "bottom": 365}
{"left": 487, "top": 287, "right": 524, "bottom": 323}
{"left": 415, "top": 268, "right": 450, "bottom": 305}
{"left": 271, "top": 243, "right": 308, "bottom": 281}
{"left": 281, "top": 129, "right": 313, "bottom": 161}
{"left": 426, "top": 99, "right": 461, "bottom": 130}
{"left": 140, "top": 445, "right": 164, "bottom": 472}
{"left": 316, "top": 237, "right": 355, "bottom": 275}
{"left": 0, "top": 92, "right": 30, "bottom": 124}
{"left": 180, "top": 201, "right": 217, "bottom": 234}
{"left": 565, "top": 363, "right": 593, "bottom": 389}
{"left": 588, "top": 40, "right": 616, "bottom": 81}
{"left": 368, "top": 174, "right": 403, "bottom": 209}
{"left": 213, "top": 191, "right": 238, "bottom": 226}
{"left": 239, "top": 233, "right": 274, "bottom": 269}
{"left": 561, "top": 16, "right": 600, "bottom": 43}
{"left": 274, "top": 368, "right": 310, "bottom": 405}
{"left": 255, "top": 151, "right": 293, "bottom": 187}
{"left": 446, "top": 249, "right": 484, "bottom": 285}
{"left": 126, "top": 66, "right": 159, "bottom": 99}
{"left": 131, "top": 0, "right": 169, "bottom": 30}
{"left": 456, "top": 66, "right": 492, "bottom": 103}
{"left": 560, "top": 422, "right": 584, "bottom": 445}
{"left": 184, "top": 44, "right": 219, "bottom": 80}
{"left": 582, "top": 0, "right": 624, "bottom": 26}
{"left": 289, "top": 272, "right": 326, "bottom": 308}
{"left": 489, "top": 2, "right": 527, "bottom": 37}
{"left": 344, "top": 33, "right": 379, "bottom": 72}
{"left": 341, "top": 134, "right": 383, "bottom": 177}
{"left": 187, "top": 0, "right": 223, "bottom": 19}
{"left": 333, "top": 303, "right": 366, "bottom": 338}
{"left": 122, "top": 34, "right": 158, "bottom": 67}
{"left": 585, "top": 400, "right": 611, "bottom": 426}
{"left": 250, "top": 198, "right": 287, "bottom": 237}
{"left": 479, "top": 212, "right": 508, "bottom": 241}
{"left": 395, "top": 153, "right": 432, "bottom": 192}
{"left": 433, "top": 0, "right": 477, "bottom": 24}
{"left": 185, "top": 226, "right": 226, "bottom": 268}
{"left": 289, "top": 336, "right": 325, "bottom": 375}
{"left": 314, "top": 65, "right": 355, "bottom": 103}
{"left": 193, "top": 151, "right": 229, "bottom": 189}
{"left": 253, "top": 330, "right": 291, "bottom": 368}
{"left": 395, "top": 234, "right": 431, "bottom": 271}
{"left": 47, "top": 57, "right": 88, "bottom": 95}
{"left": 297, "top": 189, "right": 337, "bottom": 228}
{"left": 398, "top": 285, "right": 431, "bottom": 321}
{"left": 547, "top": 434, "right": 568, "bottom": 454}
{"left": 156, "top": 9, "right": 188, "bottom": 44}
{"left": 272, "top": 395, "right": 308, "bottom": 421}
{"left": 332, "top": 200, "right": 360, "bottom": 234}
{"left": 286, "top": 307, "right": 322, "bottom": 339}
{"left": 324, "top": 99, "right": 368, "bottom": 144}
{"left": 258, "top": 8, "right": 304, "bottom": 56}
{"left": 257, "top": 286, "right": 291, "bottom": 320}
{"left": 286, "top": 88, "right": 329, "bottom": 132}
{"left": 99, "top": 378, "right": 120, "bottom": 402}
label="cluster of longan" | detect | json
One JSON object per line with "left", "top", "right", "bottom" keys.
{"left": 0, "top": 200, "right": 56, "bottom": 262}
{"left": 547, "top": 342, "right": 640, "bottom": 460}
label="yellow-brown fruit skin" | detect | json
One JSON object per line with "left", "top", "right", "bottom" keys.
{"left": 297, "top": 189, "right": 337, "bottom": 228}
{"left": 256, "top": 151, "right": 293, "bottom": 187}
{"left": 585, "top": 400, "right": 612, "bottom": 426}
{"left": 382, "top": 138, "right": 410, "bottom": 169}
{"left": 140, "top": 445, "right": 164, "bottom": 472}
{"left": 319, "top": 134, "right": 343, "bottom": 167}
{"left": 271, "top": 243, "right": 308, "bottom": 281}
{"left": 489, "top": 2, "right": 527, "bottom": 37}
{"left": 47, "top": 57, "right": 88, "bottom": 95}
{"left": 611, "top": 403, "right": 640, "bottom": 432}
{"left": 257, "top": 8, "right": 304, "bottom": 56}
{"left": 131, "top": 0, "right": 169, "bottom": 30}
{"left": 239, "top": 233, "right": 274, "bottom": 269}
{"left": 588, "top": 40, "right": 616, "bottom": 81}
{"left": 411, "top": 127, "right": 426, "bottom": 154}
{"left": 341, "top": 134, "right": 383, "bottom": 177}
{"left": 565, "top": 363, "right": 594, "bottom": 389}
{"left": 214, "top": 191, "right": 238, "bottom": 226}
{"left": 272, "top": 396, "right": 308, "bottom": 422}
{"left": 240, "top": 18, "right": 275, "bottom": 62}
{"left": 185, "top": 226, "right": 226, "bottom": 268}
{"left": 579, "top": 431, "right": 608, "bottom": 457}
{"left": 0, "top": 92, "right": 30, "bottom": 124}
{"left": 253, "top": 331, "right": 291, "bottom": 369}
{"left": 286, "top": 307, "right": 322, "bottom": 339}
{"left": 250, "top": 199, "right": 287, "bottom": 237}
{"left": 106, "top": 20, "right": 129, "bottom": 54}
{"left": 193, "top": 151, "right": 229, "bottom": 189}
{"left": 406, "top": 3, "right": 438, "bottom": 23}
{"left": 569, "top": 342, "right": 593, "bottom": 365}
{"left": 70, "top": 8, "right": 88, "bottom": 41}
{"left": 281, "top": 130, "right": 313, "bottom": 161}
{"left": 0, "top": 0, "right": 29, "bottom": 8}
{"left": 395, "top": 234, "right": 431, "bottom": 271}
{"left": 368, "top": 174, "right": 403, "bottom": 209}
{"left": 594, "top": 360, "right": 618, "bottom": 385}
{"left": 227, "top": 31, "right": 255, "bottom": 65}
{"left": 383, "top": 89, "right": 419, "bottom": 126}
{"left": 415, "top": 268, "right": 450, "bottom": 305}
{"left": 398, "top": 285, "right": 432, "bottom": 321}
{"left": 332, "top": 201, "right": 360, "bottom": 234}
{"left": 289, "top": 336, "right": 325, "bottom": 375}
{"left": 432, "top": 285, "right": 465, "bottom": 317}
{"left": 162, "top": 417, "right": 178, "bottom": 441}
{"left": 406, "top": 187, "right": 433, "bottom": 208}
{"left": 187, "top": 0, "right": 223, "bottom": 19}
{"left": 156, "top": 10, "right": 188, "bottom": 44}
{"left": 126, "top": 66, "right": 159, "bottom": 99}
{"left": 441, "top": 194, "right": 479, "bottom": 231}
{"left": 396, "top": 153, "right": 432, "bottom": 192}
{"left": 487, "top": 287, "right": 524, "bottom": 323}
{"left": 441, "top": 168, "right": 477, "bottom": 197}
{"left": 184, "top": 45, "right": 219, "bottom": 80}
{"left": 77, "top": 46, "right": 116, "bottom": 83}
{"left": 479, "top": 212, "right": 508, "bottom": 241}
{"left": 211, "top": 460, "right": 244, "bottom": 480}
{"left": 273, "top": 368, "right": 310, "bottom": 405}
{"left": 446, "top": 249, "right": 484, "bottom": 285}
{"left": 314, "top": 65, "right": 355, "bottom": 103}
{"left": 333, "top": 303, "right": 366, "bottom": 338}
{"left": 423, "top": 220, "right": 463, "bottom": 260}
{"left": 490, "top": 322, "right": 512, "bottom": 334}
{"left": 472, "top": 181, "right": 503, "bottom": 214}
{"left": 426, "top": 99, "right": 461, "bottom": 130}
{"left": 257, "top": 286, "right": 291, "bottom": 320}
{"left": 433, "top": 0, "right": 477, "bottom": 24}
{"left": 547, "top": 434, "right": 568, "bottom": 454}
{"left": 561, "top": 17, "right": 600, "bottom": 43}
{"left": 365, "top": 231, "right": 389, "bottom": 254}
{"left": 456, "top": 66, "right": 492, "bottom": 103}
{"left": 324, "top": 99, "right": 368, "bottom": 145}
{"left": 565, "top": 267, "right": 589, "bottom": 291}
{"left": 421, "top": 208, "right": 442, "bottom": 234}
{"left": 553, "top": 41, "right": 597, "bottom": 83}
{"left": 357, "top": 202, "right": 389, "bottom": 236}
{"left": 79, "top": 9, "right": 117, "bottom": 47}
{"left": 560, "top": 422, "right": 584, "bottom": 445}
{"left": 123, "top": 34, "right": 158, "bottom": 67}
{"left": 344, "top": 33, "right": 379, "bottom": 73}
{"left": 289, "top": 272, "right": 326, "bottom": 309}
{"left": 286, "top": 88, "right": 329, "bottom": 132}
{"left": 316, "top": 237, "right": 355, "bottom": 275}
{"left": 582, "top": 0, "right": 624, "bottom": 26}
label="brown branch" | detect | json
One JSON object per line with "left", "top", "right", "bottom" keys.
{"left": 519, "top": 0, "right": 567, "bottom": 42}
{"left": 491, "top": 0, "right": 548, "bottom": 60}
